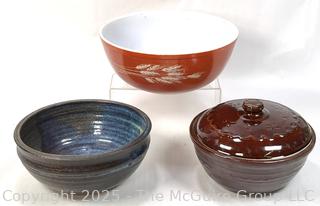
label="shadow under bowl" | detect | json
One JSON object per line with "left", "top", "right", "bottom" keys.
{"left": 100, "top": 11, "right": 238, "bottom": 93}
{"left": 14, "top": 100, "right": 151, "bottom": 194}
{"left": 190, "top": 112, "right": 316, "bottom": 193}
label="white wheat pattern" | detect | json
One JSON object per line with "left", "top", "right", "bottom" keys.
{"left": 135, "top": 64, "right": 203, "bottom": 84}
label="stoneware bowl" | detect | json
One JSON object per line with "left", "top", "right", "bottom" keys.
{"left": 190, "top": 99, "right": 316, "bottom": 193}
{"left": 100, "top": 11, "right": 238, "bottom": 93}
{"left": 14, "top": 100, "right": 151, "bottom": 194}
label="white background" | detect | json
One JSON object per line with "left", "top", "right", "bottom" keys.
{"left": 0, "top": 0, "right": 319, "bottom": 206}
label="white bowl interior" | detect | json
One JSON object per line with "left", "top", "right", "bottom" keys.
{"left": 100, "top": 11, "right": 238, "bottom": 55}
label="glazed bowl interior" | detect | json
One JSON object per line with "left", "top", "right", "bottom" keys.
{"left": 17, "top": 101, "right": 150, "bottom": 156}
{"left": 100, "top": 11, "right": 238, "bottom": 55}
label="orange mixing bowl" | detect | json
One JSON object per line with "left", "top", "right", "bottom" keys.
{"left": 100, "top": 11, "right": 238, "bottom": 93}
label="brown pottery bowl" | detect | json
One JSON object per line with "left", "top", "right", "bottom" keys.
{"left": 100, "top": 11, "right": 238, "bottom": 93}
{"left": 190, "top": 99, "right": 316, "bottom": 193}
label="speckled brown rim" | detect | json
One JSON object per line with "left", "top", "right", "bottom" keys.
{"left": 190, "top": 110, "right": 316, "bottom": 163}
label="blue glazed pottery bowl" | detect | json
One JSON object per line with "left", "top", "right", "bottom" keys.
{"left": 14, "top": 100, "right": 151, "bottom": 194}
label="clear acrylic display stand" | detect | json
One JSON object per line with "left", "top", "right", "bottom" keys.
{"left": 108, "top": 74, "right": 221, "bottom": 123}
{"left": 108, "top": 73, "right": 221, "bottom": 103}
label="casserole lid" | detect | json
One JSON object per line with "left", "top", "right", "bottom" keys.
{"left": 192, "top": 99, "right": 314, "bottom": 159}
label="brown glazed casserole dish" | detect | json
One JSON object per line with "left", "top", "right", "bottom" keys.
{"left": 190, "top": 99, "right": 316, "bottom": 193}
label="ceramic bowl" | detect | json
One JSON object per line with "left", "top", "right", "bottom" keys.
{"left": 100, "top": 11, "right": 238, "bottom": 93}
{"left": 14, "top": 100, "right": 151, "bottom": 194}
{"left": 190, "top": 99, "right": 316, "bottom": 193}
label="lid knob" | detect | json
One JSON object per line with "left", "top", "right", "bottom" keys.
{"left": 242, "top": 99, "right": 264, "bottom": 114}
